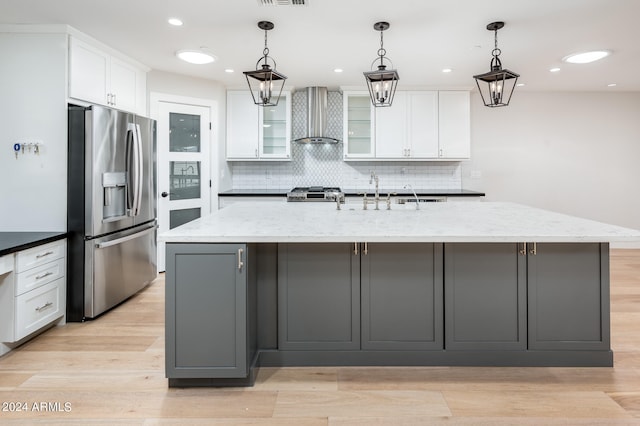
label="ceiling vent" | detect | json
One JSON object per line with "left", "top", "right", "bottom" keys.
{"left": 258, "top": 0, "right": 307, "bottom": 6}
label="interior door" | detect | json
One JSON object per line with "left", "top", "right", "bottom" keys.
{"left": 157, "top": 102, "right": 211, "bottom": 271}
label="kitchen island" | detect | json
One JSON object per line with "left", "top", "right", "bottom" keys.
{"left": 160, "top": 202, "right": 640, "bottom": 387}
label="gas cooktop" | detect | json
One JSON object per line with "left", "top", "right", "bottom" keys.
{"left": 286, "top": 186, "right": 345, "bottom": 202}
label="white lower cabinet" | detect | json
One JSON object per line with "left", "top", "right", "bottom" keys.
{"left": 15, "top": 278, "right": 65, "bottom": 341}
{"left": 0, "top": 239, "right": 66, "bottom": 352}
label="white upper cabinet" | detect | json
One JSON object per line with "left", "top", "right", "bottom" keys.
{"left": 343, "top": 91, "right": 375, "bottom": 159}
{"left": 226, "top": 90, "right": 291, "bottom": 161}
{"left": 69, "top": 37, "right": 147, "bottom": 115}
{"left": 375, "top": 91, "right": 439, "bottom": 159}
{"left": 438, "top": 91, "right": 471, "bottom": 159}
{"left": 343, "top": 90, "right": 470, "bottom": 161}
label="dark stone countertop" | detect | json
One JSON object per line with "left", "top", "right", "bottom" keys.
{"left": 0, "top": 232, "right": 67, "bottom": 257}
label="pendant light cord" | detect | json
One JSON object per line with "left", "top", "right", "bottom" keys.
{"left": 378, "top": 30, "right": 386, "bottom": 68}
{"left": 263, "top": 29, "right": 270, "bottom": 65}
{"left": 492, "top": 28, "right": 501, "bottom": 59}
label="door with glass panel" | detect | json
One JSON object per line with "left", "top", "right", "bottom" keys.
{"left": 157, "top": 102, "right": 211, "bottom": 271}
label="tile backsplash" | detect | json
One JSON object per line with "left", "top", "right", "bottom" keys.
{"left": 229, "top": 90, "right": 462, "bottom": 191}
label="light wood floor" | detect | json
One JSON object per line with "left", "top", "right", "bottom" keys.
{"left": 1, "top": 250, "right": 640, "bottom": 425}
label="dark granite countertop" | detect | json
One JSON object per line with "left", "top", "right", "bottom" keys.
{"left": 218, "top": 189, "right": 485, "bottom": 197}
{"left": 0, "top": 232, "right": 67, "bottom": 257}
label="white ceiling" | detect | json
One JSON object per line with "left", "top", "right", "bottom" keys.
{"left": 2, "top": 0, "right": 640, "bottom": 92}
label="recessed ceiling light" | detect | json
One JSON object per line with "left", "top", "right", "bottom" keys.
{"left": 549, "top": 67, "right": 561, "bottom": 73}
{"left": 334, "top": 68, "right": 343, "bottom": 73}
{"left": 225, "top": 68, "right": 234, "bottom": 73}
{"left": 442, "top": 68, "right": 453, "bottom": 73}
{"left": 516, "top": 83, "right": 525, "bottom": 87}
{"left": 563, "top": 50, "right": 610, "bottom": 64}
{"left": 168, "top": 18, "right": 183, "bottom": 26}
{"left": 608, "top": 83, "right": 617, "bottom": 87}
{"left": 176, "top": 50, "right": 216, "bottom": 64}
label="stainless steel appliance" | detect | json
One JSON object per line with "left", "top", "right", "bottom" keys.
{"left": 287, "top": 186, "right": 344, "bottom": 202}
{"left": 67, "top": 104, "right": 157, "bottom": 321}
{"left": 294, "top": 87, "right": 340, "bottom": 144}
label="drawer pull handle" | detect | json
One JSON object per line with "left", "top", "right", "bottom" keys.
{"left": 35, "top": 271, "right": 53, "bottom": 280}
{"left": 36, "top": 251, "right": 54, "bottom": 259}
{"left": 35, "top": 302, "right": 53, "bottom": 312}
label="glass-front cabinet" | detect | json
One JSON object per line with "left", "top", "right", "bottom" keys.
{"left": 343, "top": 91, "right": 374, "bottom": 160}
{"left": 226, "top": 90, "right": 291, "bottom": 161}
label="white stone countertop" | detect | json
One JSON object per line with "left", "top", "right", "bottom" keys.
{"left": 159, "top": 201, "right": 640, "bottom": 243}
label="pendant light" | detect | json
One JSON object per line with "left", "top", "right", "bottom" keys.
{"left": 363, "top": 22, "right": 399, "bottom": 107}
{"left": 243, "top": 21, "right": 287, "bottom": 107}
{"left": 473, "top": 21, "right": 520, "bottom": 107}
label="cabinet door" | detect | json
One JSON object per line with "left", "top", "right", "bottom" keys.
{"left": 226, "top": 91, "right": 260, "bottom": 159}
{"left": 528, "top": 243, "right": 610, "bottom": 350}
{"left": 109, "top": 56, "right": 138, "bottom": 112}
{"left": 343, "top": 92, "right": 374, "bottom": 159}
{"left": 375, "top": 91, "right": 407, "bottom": 158}
{"left": 278, "top": 243, "right": 360, "bottom": 350}
{"left": 407, "top": 91, "right": 439, "bottom": 158}
{"left": 444, "top": 243, "right": 527, "bottom": 350}
{"left": 165, "top": 243, "right": 248, "bottom": 378}
{"left": 260, "top": 91, "right": 291, "bottom": 159}
{"left": 361, "top": 243, "right": 443, "bottom": 350}
{"left": 438, "top": 91, "right": 470, "bottom": 159}
{"left": 69, "top": 37, "right": 109, "bottom": 105}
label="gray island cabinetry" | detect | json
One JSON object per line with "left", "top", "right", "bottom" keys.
{"left": 161, "top": 202, "right": 640, "bottom": 387}
{"left": 165, "top": 243, "right": 258, "bottom": 387}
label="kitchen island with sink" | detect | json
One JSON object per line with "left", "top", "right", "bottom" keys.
{"left": 160, "top": 202, "right": 640, "bottom": 387}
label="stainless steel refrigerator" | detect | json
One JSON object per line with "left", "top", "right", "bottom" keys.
{"left": 67, "top": 104, "right": 157, "bottom": 321}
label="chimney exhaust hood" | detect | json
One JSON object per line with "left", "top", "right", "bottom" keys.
{"left": 295, "top": 87, "right": 340, "bottom": 144}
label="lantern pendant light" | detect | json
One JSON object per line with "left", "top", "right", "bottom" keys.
{"left": 364, "top": 21, "right": 399, "bottom": 107}
{"left": 243, "top": 21, "right": 287, "bottom": 107}
{"left": 473, "top": 21, "right": 520, "bottom": 107}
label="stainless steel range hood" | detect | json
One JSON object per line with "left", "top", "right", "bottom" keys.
{"left": 295, "top": 87, "right": 340, "bottom": 144}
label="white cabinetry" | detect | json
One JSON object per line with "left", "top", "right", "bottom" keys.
{"left": 342, "top": 90, "right": 470, "bottom": 161}
{"left": 343, "top": 91, "right": 375, "bottom": 159}
{"left": 375, "top": 91, "right": 439, "bottom": 159}
{"left": 226, "top": 90, "right": 291, "bottom": 161}
{"left": 438, "top": 91, "right": 471, "bottom": 159}
{"left": 0, "top": 240, "right": 66, "bottom": 351}
{"left": 69, "top": 37, "right": 146, "bottom": 114}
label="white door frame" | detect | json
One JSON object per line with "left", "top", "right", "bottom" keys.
{"left": 150, "top": 92, "right": 219, "bottom": 271}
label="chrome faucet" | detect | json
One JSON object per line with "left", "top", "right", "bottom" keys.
{"left": 370, "top": 171, "right": 380, "bottom": 210}
{"left": 331, "top": 192, "right": 342, "bottom": 210}
{"left": 404, "top": 184, "right": 420, "bottom": 210}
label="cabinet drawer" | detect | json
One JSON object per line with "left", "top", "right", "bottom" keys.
{"left": 15, "top": 278, "right": 65, "bottom": 342}
{"left": 15, "top": 257, "right": 65, "bottom": 296}
{"left": 0, "top": 254, "right": 13, "bottom": 275}
{"left": 16, "top": 240, "right": 65, "bottom": 272}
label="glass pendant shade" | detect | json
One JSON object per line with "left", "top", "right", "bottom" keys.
{"left": 243, "top": 21, "right": 287, "bottom": 107}
{"left": 473, "top": 21, "right": 519, "bottom": 107}
{"left": 364, "top": 21, "right": 399, "bottom": 107}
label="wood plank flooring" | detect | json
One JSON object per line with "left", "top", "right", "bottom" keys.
{"left": 1, "top": 249, "right": 640, "bottom": 424}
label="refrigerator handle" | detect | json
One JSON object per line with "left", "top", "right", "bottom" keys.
{"left": 133, "top": 123, "right": 144, "bottom": 216}
{"left": 94, "top": 224, "right": 157, "bottom": 249}
{"left": 126, "top": 123, "right": 144, "bottom": 217}
{"left": 125, "top": 127, "right": 135, "bottom": 214}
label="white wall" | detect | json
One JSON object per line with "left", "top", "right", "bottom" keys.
{"left": 462, "top": 91, "right": 640, "bottom": 231}
{"left": 146, "top": 70, "right": 231, "bottom": 191}
{"left": 0, "top": 32, "right": 67, "bottom": 231}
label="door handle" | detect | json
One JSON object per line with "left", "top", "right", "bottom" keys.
{"left": 161, "top": 192, "right": 173, "bottom": 198}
